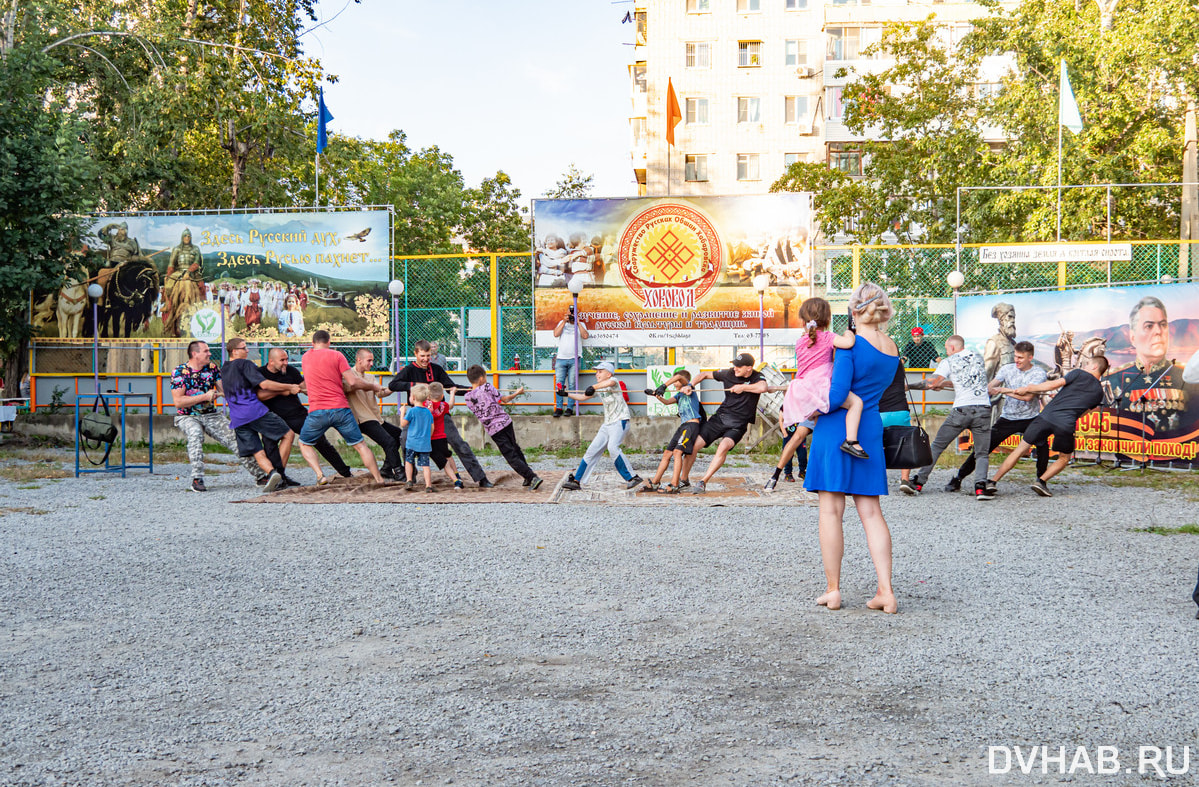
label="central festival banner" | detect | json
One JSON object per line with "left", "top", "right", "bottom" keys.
{"left": 532, "top": 195, "right": 814, "bottom": 348}
{"left": 958, "top": 283, "right": 1199, "bottom": 468}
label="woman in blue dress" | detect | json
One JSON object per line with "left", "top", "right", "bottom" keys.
{"left": 804, "top": 282, "right": 900, "bottom": 614}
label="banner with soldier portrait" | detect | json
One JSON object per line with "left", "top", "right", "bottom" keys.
{"left": 958, "top": 284, "right": 1199, "bottom": 468}
{"left": 532, "top": 195, "right": 814, "bottom": 348}
{"left": 30, "top": 208, "right": 392, "bottom": 344}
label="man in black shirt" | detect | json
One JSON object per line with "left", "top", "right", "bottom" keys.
{"left": 900, "top": 327, "right": 939, "bottom": 369}
{"left": 387, "top": 339, "right": 492, "bottom": 487}
{"left": 682, "top": 353, "right": 770, "bottom": 494}
{"left": 987, "top": 355, "right": 1109, "bottom": 497}
{"left": 258, "top": 348, "right": 353, "bottom": 479}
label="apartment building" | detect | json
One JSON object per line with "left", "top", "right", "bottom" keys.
{"left": 628, "top": 0, "right": 1008, "bottom": 198}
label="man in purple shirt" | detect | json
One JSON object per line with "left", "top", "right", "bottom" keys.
{"left": 221, "top": 337, "right": 302, "bottom": 491}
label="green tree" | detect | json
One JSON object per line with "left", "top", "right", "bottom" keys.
{"left": 460, "top": 171, "right": 530, "bottom": 253}
{"left": 544, "top": 164, "right": 594, "bottom": 199}
{"left": 0, "top": 8, "right": 97, "bottom": 388}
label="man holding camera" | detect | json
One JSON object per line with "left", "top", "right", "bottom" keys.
{"left": 552, "top": 306, "right": 588, "bottom": 417}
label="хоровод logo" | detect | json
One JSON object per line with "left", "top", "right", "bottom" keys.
{"left": 616, "top": 201, "right": 723, "bottom": 310}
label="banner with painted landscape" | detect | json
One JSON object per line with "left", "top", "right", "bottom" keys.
{"left": 532, "top": 195, "right": 814, "bottom": 348}
{"left": 31, "top": 208, "right": 392, "bottom": 344}
{"left": 958, "top": 284, "right": 1199, "bottom": 468}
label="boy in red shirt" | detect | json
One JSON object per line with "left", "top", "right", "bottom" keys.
{"left": 426, "top": 382, "right": 464, "bottom": 490}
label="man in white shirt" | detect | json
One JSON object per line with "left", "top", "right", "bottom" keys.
{"left": 551, "top": 306, "right": 588, "bottom": 417}
{"left": 906, "top": 335, "right": 995, "bottom": 500}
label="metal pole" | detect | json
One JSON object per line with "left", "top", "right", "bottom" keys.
{"left": 392, "top": 295, "right": 399, "bottom": 371}
{"left": 1057, "top": 118, "right": 1063, "bottom": 242}
{"left": 1106, "top": 184, "right": 1112, "bottom": 243}
{"left": 758, "top": 291, "right": 765, "bottom": 360}
{"left": 572, "top": 292, "right": 580, "bottom": 416}
{"left": 92, "top": 301, "right": 100, "bottom": 396}
{"left": 314, "top": 153, "right": 319, "bottom": 207}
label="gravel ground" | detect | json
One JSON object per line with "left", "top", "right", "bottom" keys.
{"left": 1, "top": 450, "right": 1197, "bottom": 786}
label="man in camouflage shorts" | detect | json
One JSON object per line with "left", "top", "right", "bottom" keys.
{"left": 171, "top": 340, "right": 266, "bottom": 492}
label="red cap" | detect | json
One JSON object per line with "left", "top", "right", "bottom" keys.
{"left": 911, "top": 327, "right": 924, "bottom": 337}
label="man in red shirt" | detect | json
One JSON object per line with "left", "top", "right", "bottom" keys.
{"left": 297, "top": 330, "right": 387, "bottom": 484}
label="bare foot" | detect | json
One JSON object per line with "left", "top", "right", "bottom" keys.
{"left": 816, "top": 590, "right": 842, "bottom": 610}
{"left": 866, "top": 592, "right": 898, "bottom": 615}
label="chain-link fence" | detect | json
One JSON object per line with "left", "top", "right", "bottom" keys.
{"left": 28, "top": 241, "right": 1196, "bottom": 396}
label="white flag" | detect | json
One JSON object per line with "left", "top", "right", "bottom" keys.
{"left": 1059, "top": 59, "right": 1083, "bottom": 134}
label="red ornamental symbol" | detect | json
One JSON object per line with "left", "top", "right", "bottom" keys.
{"left": 617, "top": 203, "right": 723, "bottom": 307}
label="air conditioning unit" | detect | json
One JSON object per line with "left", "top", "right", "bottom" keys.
{"left": 797, "top": 124, "right": 817, "bottom": 136}
{"left": 795, "top": 66, "right": 814, "bottom": 78}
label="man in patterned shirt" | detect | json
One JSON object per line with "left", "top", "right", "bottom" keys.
{"left": 560, "top": 361, "right": 643, "bottom": 491}
{"left": 944, "top": 341, "right": 1050, "bottom": 493}
{"left": 907, "top": 335, "right": 994, "bottom": 500}
{"left": 171, "top": 340, "right": 267, "bottom": 492}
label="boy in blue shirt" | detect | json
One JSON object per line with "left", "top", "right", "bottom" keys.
{"left": 401, "top": 383, "right": 436, "bottom": 492}
{"left": 641, "top": 369, "right": 703, "bottom": 494}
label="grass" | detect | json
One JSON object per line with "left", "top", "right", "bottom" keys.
{"left": 0, "top": 507, "right": 49, "bottom": 516}
{"left": 0, "top": 462, "right": 71, "bottom": 482}
{"left": 1074, "top": 464, "right": 1199, "bottom": 499}
{"left": 1132, "top": 524, "right": 1199, "bottom": 536}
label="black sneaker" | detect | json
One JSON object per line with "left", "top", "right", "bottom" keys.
{"left": 944, "top": 477, "right": 961, "bottom": 493}
{"left": 453, "top": 480, "right": 464, "bottom": 490}
{"left": 553, "top": 409, "right": 563, "bottom": 418}
{"left": 763, "top": 477, "right": 778, "bottom": 493}
{"left": 425, "top": 485, "right": 436, "bottom": 493}
{"left": 279, "top": 474, "right": 302, "bottom": 489}
{"left": 626, "top": 475, "right": 644, "bottom": 490}
{"left": 1030, "top": 478, "right": 1052, "bottom": 497}
{"left": 337, "top": 468, "right": 354, "bottom": 478}
{"left": 561, "top": 476, "right": 581, "bottom": 491}
{"left": 783, "top": 474, "right": 796, "bottom": 483}
{"left": 478, "top": 479, "right": 494, "bottom": 489}
{"left": 898, "top": 479, "right": 918, "bottom": 496}
{"left": 255, "top": 475, "right": 269, "bottom": 487}
{"left": 974, "top": 481, "right": 995, "bottom": 501}
{"left": 529, "top": 477, "right": 543, "bottom": 491}
{"left": 405, "top": 480, "right": 415, "bottom": 491}
{"left": 563, "top": 409, "right": 574, "bottom": 417}
{"left": 677, "top": 480, "right": 691, "bottom": 490}
{"left": 190, "top": 478, "right": 207, "bottom": 492}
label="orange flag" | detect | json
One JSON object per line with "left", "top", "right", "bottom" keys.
{"left": 666, "top": 78, "right": 682, "bottom": 147}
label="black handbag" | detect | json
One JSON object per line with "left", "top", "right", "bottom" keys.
{"left": 882, "top": 381, "right": 932, "bottom": 469}
{"left": 79, "top": 395, "right": 118, "bottom": 465}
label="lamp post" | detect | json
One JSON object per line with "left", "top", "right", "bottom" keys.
{"left": 567, "top": 276, "right": 586, "bottom": 416}
{"left": 87, "top": 283, "right": 104, "bottom": 396}
{"left": 947, "top": 269, "right": 965, "bottom": 334}
{"left": 752, "top": 274, "right": 771, "bottom": 363}
{"left": 388, "top": 279, "right": 405, "bottom": 373}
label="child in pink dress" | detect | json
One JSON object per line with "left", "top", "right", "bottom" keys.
{"left": 781, "top": 297, "right": 868, "bottom": 458}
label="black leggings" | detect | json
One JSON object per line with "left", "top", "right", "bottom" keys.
{"left": 956, "top": 417, "right": 1049, "bottom": 482}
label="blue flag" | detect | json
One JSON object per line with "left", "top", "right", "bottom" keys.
{"left": 1058, "top": 59, "right": 1083, "bottom": 134}
{"left": 317, "top": 88, "right": 334, "bottom": 154}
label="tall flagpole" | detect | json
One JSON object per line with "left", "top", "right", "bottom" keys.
{"left": 666, "top": 145, "right": 670, "bottom": 197}
{"left": 1056, "top": 119, "right": 1062, "bottom": 242}
{"left": 315, "top": 152, "right": 320, "bottom": 207}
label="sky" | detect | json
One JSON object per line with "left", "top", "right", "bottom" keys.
{"left": 305, "top": 0, "right": 640, "bottom": 205}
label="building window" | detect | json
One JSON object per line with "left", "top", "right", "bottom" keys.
{"left": 786, "top": 0, "right": 807, "bottom": 8}
{"left": 828, "top": 143, "right": 863, "bottom": 176}
{"left": 738, "top": 41, "right": 762, "bottom": 67}
{"left": 634, "top": 11, "right": 647, "bottom": 46}
{"left": 685, "top": 42, "right": 711, "bottom": 68}
{"left": 631, "top": 117, "right": 647, "bottom": 146}
{"left": 686, "top": 0, "right": 710, "bottom": 12}
{"left": 825, "top": 86, "right": 844, "bottom": 120}
{"left": 737, "top": 154, "right": 760, "bottom": 181}
{"left": 784, "top": 39, "right": 807, "bottom": 67}
{"left": 784, "top": 96, "right": 808, "bottom": 124}
{"left": 784, "top": 153, "right": 803, "bottom": 168}
{"left": 632, "top": 64, "right": 647, "bottom": 93}
{"left": 737, "top": 0, "right": 761, "bottom": 11}
{"left": 685, "top": 97, "right": 709, "bottom": 125}
{"left": 827, "top": 27, "right": 881, "bottom": 60}
{"left": 737, "top": 97, "right": 761, "bottom": 124}
{"left": 685, "top": 154, "right": 709, "bottom": 182}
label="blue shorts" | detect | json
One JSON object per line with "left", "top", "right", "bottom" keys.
{"left": 299, "top": 408, "right": 363, "bottom": 447}
{"left": 404, "top": 448, "right": 431, "bottom": 467}
{"left": 880, "top": 410, "right": 912, "bottom": 428}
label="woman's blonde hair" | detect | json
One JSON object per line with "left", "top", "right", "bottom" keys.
{"left": 848, "top": 281, "right": 894, "bottom": 323}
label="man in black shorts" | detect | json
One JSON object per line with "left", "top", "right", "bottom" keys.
{"left": 221, "top": 338, "right": 303, "bottom": 491}
{"left": 257, "top": 348, "right": 353, "bottom": 479}
{"left": 987, "top": 354, "right": 1109, "bottom": 497}
{"left": 682, "top": 353, "right": 769, "bottom": 494}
